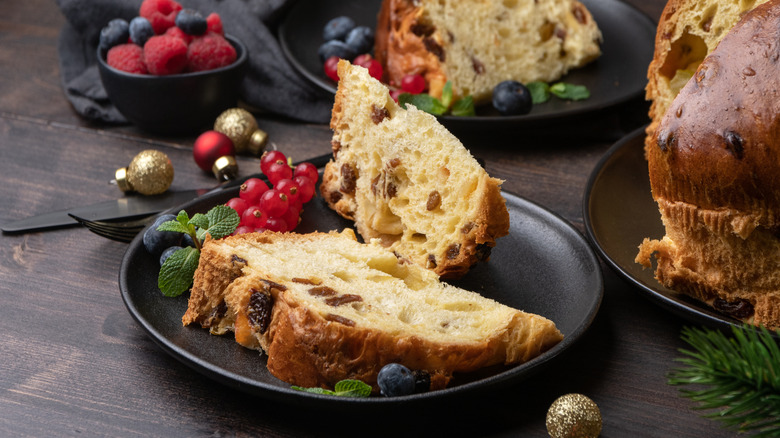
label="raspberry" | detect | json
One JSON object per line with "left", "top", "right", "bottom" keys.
{"left": 139, "top": 0, "right": 183, "bottom": 34}
{"left": 143, "top": 35, "right": 188, "bottom": 75}
{"left": 206, "top": 13, "right": 223, "bottom": 35}
{"left": 186, "top": 32, "right": 236, "bottom": 72}
{"left": 107, "top": 43, "right": 147, "bottom": 74}
{"left": 164, "top": 26, "right": 192, "bottom": 45}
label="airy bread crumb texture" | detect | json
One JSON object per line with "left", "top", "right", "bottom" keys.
{"left": 183, "top": 230, "right": 563, "bottom": 391}
{"left": 375, "top": 0, "right": 602, "bottom": 103}
{"left": 321, "top": 60, "right": 510, "bottom": 279}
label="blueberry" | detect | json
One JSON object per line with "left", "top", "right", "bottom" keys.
{"left": 317, "top": 40, "right": 356, "bottom": 63}
{"left": 181, "top": 233, "right": 196, "bottom": 248}
{"left": 377, "top": 363, "right": 416, "bottom": 397}
{"left": 143, "top": 214, "right": 181, "bottom": 255}
{"left": 323, "top": 16, "right": 356, "bottom": 41}
{"left": 129, "top": 16, "right": 154, "bottom": 46}
{"left": 175, "top": 9, "right": 207, "bottom": 36}
{"left": 99, "top": 18, "right": 130, "bottom": 52}
{"left": 345, "top": 26, "right": 374, "bottom": 55}
{"left": 159, "top": 245, "right": 183, "bottom": 266}
{"left": 492, "top": 80, "right": 533, "bottom": 116}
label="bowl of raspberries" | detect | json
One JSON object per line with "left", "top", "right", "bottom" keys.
{"left": 97, "top": 0, "right": 247, "bottom": 135}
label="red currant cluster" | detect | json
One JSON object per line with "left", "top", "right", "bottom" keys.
{"left": 225, "top": 151, "right": 318, "bottom": 235}
{"left": 324, "top": 54, "right": 426, "bottom": 103}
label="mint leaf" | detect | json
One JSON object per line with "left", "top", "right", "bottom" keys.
{"left": 291, "top": 379, "right": 371, "bottom": 397}
{"left": 175, "top": 210, "right": 190, "bottom": 227}
{"left": 450, "top": 96, "right": 475, "bottom": 117}
{"left": 549, "top": 82, "right": 590, "bottom": 101}
{"left": 158, "top": 246, "right": 200, "bottom": 297}
{"left": 440, "top": 81, "right": 453, "bottom": 109}
{"left": 189, "top": 213, "right": 210, "bottom": 230}
{"left": 291, "top": 386, "right": 337, "bottom": 395}
{"left": 399, "top": 93, "right": 447, "bottom": 115}
{"left": 527, "top": 81, "right": 551, "bottom": 104}
{"left": 156, "top": 219, "right": 189, "bottom": 234}
{"left": 205, "top": 205, "right": 240, "bottom": 239}
{"left": 334, "top": 379, "right": 372, "bottom": 397}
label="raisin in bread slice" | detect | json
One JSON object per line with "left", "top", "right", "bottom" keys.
{"left": 645, "top": 0, "right": 769, "bottom": 140}
{"left": 320, "top": 60, "right": 510, "bottom": 279}
{"left": 182, "top": 229, "right": 563, "bottom": 392}
{"left": 374, "top": 0, "right": 602, "bottom": 103}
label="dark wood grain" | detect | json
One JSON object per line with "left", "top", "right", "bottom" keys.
{"left": 0, "top": 0, "right": 746, "bottom": 437}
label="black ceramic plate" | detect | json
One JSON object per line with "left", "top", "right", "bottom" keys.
{"left": 583, "top": 126, "right": 757, "bottom": 330}
{"left": 120, "top": 188, "right": 602, "bottom": 408}
{"left": 278, "top": 0, "right": 655, "bottom": 128}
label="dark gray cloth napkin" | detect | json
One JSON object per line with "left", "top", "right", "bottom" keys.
{"left": 56, "top": 0, "right": 333, "bottom": 125}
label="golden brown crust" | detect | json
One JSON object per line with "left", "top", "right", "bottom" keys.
{"left": 638, "top": 1, "right": 780, "bottom": 330}
{"left": 644, "top": 0, "right": 769, "bottom": 150}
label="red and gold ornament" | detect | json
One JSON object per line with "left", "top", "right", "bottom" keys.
{"left": 193, "top": 130, "right": 238, "bottom": 181}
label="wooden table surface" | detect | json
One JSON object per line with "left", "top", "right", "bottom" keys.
{"left": 0, "top": 1, "right": 744, "bottom": 436}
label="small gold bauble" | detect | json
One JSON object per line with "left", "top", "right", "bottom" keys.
{"left": 121, "top": 150, "right": 174, "bottom": 195}
{"left": 546, "top": 393, "right": 602, "bottom": 438}
{"left": 214, "top": 108, "right": 258, "bottom": 154}
{"left": 247, "top": 128, "right": 268, "bottom": 156}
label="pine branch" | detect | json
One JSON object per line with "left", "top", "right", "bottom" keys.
{"left": 668, "top": 324, "right": 780, "bottom": 437}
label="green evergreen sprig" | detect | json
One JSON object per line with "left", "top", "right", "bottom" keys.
{"left": 668, "top": 324, "right": 780, "bottom": 437}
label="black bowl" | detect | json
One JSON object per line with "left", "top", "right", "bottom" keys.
{"left": 97, "top": 34, "right": 248, "bottom": 136}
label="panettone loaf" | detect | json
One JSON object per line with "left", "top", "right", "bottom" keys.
{"left": 183, "top": 230, "right": 563, "bottom": 391}
{"left": 636, "top": 0, "right": 780, "bottom": 329}
{"left": 374, "top": 0, "right": 602, "bottom": 103}
{"left": 320, "top": 60, "right": 510, "bottom": 279}
{"left": 645, "top": 0, "right": 769, "bottom": 137}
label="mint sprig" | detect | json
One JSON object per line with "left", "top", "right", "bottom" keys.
{"left": 156, "top": 205, "right": 240, "bottom": 297}
{"left": 398, "top": 81, "right": 475, "bottom": 117}
{"left": 527, "top": 81, "right": 590, "bottom": 104}
{"left": 291, "top": 379, "right": 372, "bottom": 397}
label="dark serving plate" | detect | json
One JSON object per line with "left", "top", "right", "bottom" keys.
{"left": 582, "top": 126, "right": 772, "bottom": 332}
{"left": 120, "top": 186, "right": 603, "bottom": 409}
{"left": 278, "top": 0, "right": 656, "bottom": 129}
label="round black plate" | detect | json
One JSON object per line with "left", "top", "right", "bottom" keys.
{"left": 278, "top": 0, "right": 656, "bottom": 129}
{"left": 120, "top": 188, "right": 603, "bottom": 408}
{"left": 583, "top": 126, "right": 761, "bottom": 331}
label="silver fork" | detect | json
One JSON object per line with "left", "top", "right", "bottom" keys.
{"left": 68, "top": 213, "right": 157, "bottom": 243}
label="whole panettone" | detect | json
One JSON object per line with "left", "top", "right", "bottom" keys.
{"left": 636, "top": 0, "right": 780, "bottom": 329}
{"left": 374, "top": 0, "right": 602, "bottom": 104}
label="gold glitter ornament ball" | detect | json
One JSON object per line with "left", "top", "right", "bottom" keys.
{"left": 124, "top": 150, "right": 174, "bottom": 195}
{"left": 546, "top": 394, "right": 602, "bottom": 438}
{"left": 214, "top": 108, "right": 260, "bottom": 155}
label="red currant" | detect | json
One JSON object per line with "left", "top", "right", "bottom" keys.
{"left": 324, "top": 56, "right": 340, "bottom": 81}
{"left": 260, "top": 150, "right": 287, "bottom": 175}
{"left": 266, "top": 161, "right": 293, "bottom": 186}
{"left": 239, "top": 178, "right": 269, "bottom": 205}
{"left": 281, "top": 204, "right": 301, "bottom": 231}
{"left": 390, "top": 89, "right": 402, "bottom": 102}
{"left": 352, "top": 54, "right": 383, "bottom": 81}
{"left": 225, "top": 197, "right": 249, "bottom": 218}
{"left": 275, "top": 178, "right": 300, "bottom": 204}
{"left": 353, "top": 54, "right": 373, "bottom": 68}
{"left": 401, "top": 74, "right": 426, "bottom": 94}
{"left": 259, "top": 189, "right": 289, "bottom": 218}
{"left": 293, "top": 162, "right": 319, "bottom": 184}
{"left": 232, "top": 225, "right": 255, "bottom": 236}
{"left": 264, "top": 217, "right": 288, "bottom": 233}
{"left": 294, "top": 175, "right": 316, "bottom": 203}
{"left": 241, "top": 206, "right": 268, "bottom": 229}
